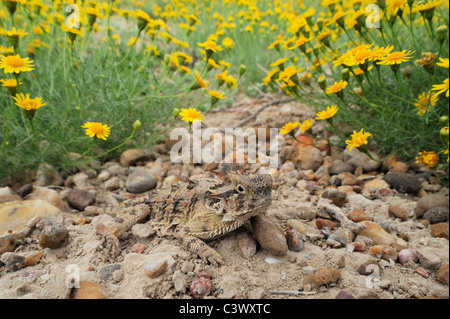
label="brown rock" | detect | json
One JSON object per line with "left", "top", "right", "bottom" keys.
{"left": 312, "top": 266, "right": 341, "bottom": 286}
{"left": 336, "top": 256, "right": 346, "bottom": 268}
{"left": 413, "top": 267, "right": 429, "bottom": 278}
{"left": 369, "top": 245, "right": 398, "bottom": 261}
{"left": 251, "top": 215, "right": 288, "bottom": 256}
{"left": 25, "top": 251, "right": 44, "bottom": 267}
{"left": 66, "top": 189, "right": 96, "bottom": 211}
{"left": 358, "top": 260, "right": 381, "bottom": 275}
{"left": 237, "top": 232, "right": 257, "bottom": 258}
{"left": 430, "top": 223, "right": 449, "bottom": 240}
{"left": 321, "top": 188, "right": 347, "bottom": 207}
{"left": 392, "top": 161, "right": 408, "bottom": 173}
{"left": 120, "top": 149, "right": 149, "bottom": 167}
{"left": 286, "top": 229, "right": 304, "bottom": 252}
{"left": 437, "top": 264, "right": 449, "bottom": 284}
{"left": 71, "top": 281, "right": 107, "bottom": 299}
{"left": 293, "top": 145, "right": 324, "bottom": 171}
{"left": 363, "top": 179, "right": 390, "bottom": 190}
{"left": 348, "top": 208, "right": 371, "bottom": 222}
{"left": 190, "top": 277, "right": 214, "bottom": 299}
{"left": 38, "top": 222, "right": 69, "bottom": 249}
{"left": 315, "top": 218, "right": 337, "bottom": 230}
{"left": 131, "top": 243, "right": 147, "bottom": 254}
{"left": 144, "top": 259, "right": 168, "bottom": 278}
{"left": 303, "top": 274, "right": 315, "bottom": 287}
{"left": 338, "top": 172, "right": 361, "bottom": 186}
{"left": 358, "top": 221, "right": 396, "bottom": 246}
{"left": 388, "top": 205, "right": 410, "bottom": 221}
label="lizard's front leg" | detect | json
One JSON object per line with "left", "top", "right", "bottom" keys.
{"left": 100, "top": 203, "right": 150, "bottom": 259}
{"left": 181, "top": 232, "right": 225, "bottom": 266}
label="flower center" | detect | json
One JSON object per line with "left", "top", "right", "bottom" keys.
{"left": 6, "top": 56, "right": 24, "bottom": 68}
{"left": 388, "top": 52, "right": 404, "bottom": 61}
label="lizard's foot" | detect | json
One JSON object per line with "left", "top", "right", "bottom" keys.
{"left": 99, "top": 229, "right": 121, "bottom": 262}
{"left": 182, "top": 235, "right": 225, "bottom": 266}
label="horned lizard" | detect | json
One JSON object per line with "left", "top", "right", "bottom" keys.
{"left": 98, "top": 172, "right": 273, "bottom": 266}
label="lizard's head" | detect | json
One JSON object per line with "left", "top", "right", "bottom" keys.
{"left": 207, "top": 172, "right": 273, "bottom": 222}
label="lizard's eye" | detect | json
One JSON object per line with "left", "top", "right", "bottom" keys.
{"left": 236, "top": 184, "right": 246, "bottom": 193}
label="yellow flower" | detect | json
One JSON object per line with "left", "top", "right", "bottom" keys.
{"left": 277, "top": 65, "right": 304, "bottom": 83}
{"left": 193, "top": 71, "right": 209, "bottom": 90}
{"left": 432, "top": 78, "right": 449, "bottom": 97}
{"left": 316, "top": 105, "right": 338, "bottom": 120}
{"left": 0, "top": 54, "right": 35, "bottom": 74}
{"left": 436, "top": 58, "right": 449, "bottom": 68}
{"left": 263, "top": 68, "right": 280, "bottom": 85}
{"left": 267, "top": 39, "right": 284, "bottom": 50}
{"left": 179, "top": 108, "right": 204, "bottom": 123}
{"left": 279, "top": 121, "right": 300, "bottom": 136}
{"left": 270, "top": 57, "right": 288, "bottom": 68}
{"left": 416, "top": 151, "right": 439, "bottom": 169}
{"left": 346, "top": 129, "right": 373, "bottom": 151}
{"left": 415, "top": 0, "right": 444, "bottom": 13}
{"left": 135, "top": 9, "right": 152, "bottom": 30}
{"left": 198, "top": 40, "right": 223, "bottom": 53}
{"left": 4, "top": 26, "right": 28, "bottom": 38}
{"left": 414, "top": 91, "right": 439, "bottom": 115}
{"left": 0, "top": 78, "right": 21, "bottom": 88}
{"left": 377, "top": 50, "right": 414, "bottom": 65}
{"left": 222, "top": 37, "right": 235, "bottom": 49}
{"left": 208, "top": 90, "right": 225, "bottom": 101}
{"left": 0, "top": 45, "right": 14, "bottom": 55}
{"left": 299, "top": 119, "right": 314, "bottom": 134}
{"left": 13, "top": 93, "right": 46, "bottom": 120}
{"left": 326, "top": 80, "right": 348, "bottom": 95}
{"left": 81, "top": 122, "right": 111, "bottom": 140}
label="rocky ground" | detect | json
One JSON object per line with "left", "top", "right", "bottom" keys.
{"left": 0, "top": 94, "right": 448, "bottom": 299}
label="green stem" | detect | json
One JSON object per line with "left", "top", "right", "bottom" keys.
{"left": 0, "top": 98, "right": 16, "bottom": 155}
{"left": 81, "top": 138, "right": 97, "bottom": 157}
{"left": 29, "top": 118, "right": 43, "bottom": 160}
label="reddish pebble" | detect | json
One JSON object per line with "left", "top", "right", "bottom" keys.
{"left": 351, "top": 241, "right": 366, "bottom": 251}
{"left": 315, "top": 218, "right": 336, "bottom": 230}
{"left": 198, "top": 270, "right": 212, "bottom": 279}
{"left": 131, "top": 243, "right": 147, "bottom": 254}
{"left": 413, "top": 267, "right": 429, "bottom": 278}
{"left": 397, "top": 248, "right": 418, "bottom": 265}
{"left": 335, "top": 290, "right": 357, "bottom": 299}
{"left": 190, "top": 277, "right": 214, "bottom": 299}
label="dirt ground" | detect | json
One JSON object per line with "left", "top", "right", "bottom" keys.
{"left": 0, "top": 94, "right": 448, "bottom": 299}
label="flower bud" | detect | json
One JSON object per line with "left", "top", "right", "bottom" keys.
{"left": 133, "top": 120, "right": 142, "bottom": 131}
{"left": 318, "top": 76, "right": 327, "bottom": 91}
{"left": 437, "top": 25, "right": 448, "bottom": 44}
{"left": 341, "top": 68, "right": 350, "bottom": 82}
{"left": 439, "top": 116, "right": 449, "bottom": 127}
{"left": 5, "top": 1, "right": 18, "bottom": 16}
{"left": 440, "top": 126, "right": 449, "bottom": 144}
{"left": 239, "top": 64, "right": 247, "bottom": 77}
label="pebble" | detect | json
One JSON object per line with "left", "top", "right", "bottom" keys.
{"left": 312, "top": 266, "right": 341, "bottom": 286}
{"left": 251, "top": 215, "right": 288, "bottom": 256}
{"left": 298, "top": 210, "right": 316, "bottom": 221}
{"left": 0, "top": 195, "right": 22, "bottom": 204}
{"left": 264, "top": 257, "right": 279, "bottom": 264}
{"left": 347, "top": 208, "right": 371, "bottom": 222}
{"left": 34, "top": 163, "right": 64, "bottom": 186}
{"left": 388, "top": 205, "right": 410, "bottom": 221}
{"left": 338, "top": 172, "right": 361, "bottom": 186}
{"left": 66, "top": 189, "right": 96, "bottom": 211}
{"left": 363, "top": 180, "right": 389, "bottom": 192}
{"left": 38, "top": 221, "right": 69, "bottom": 249}
{"left": 286, "top": 219, "right": 306, "bottom": 234}
{"left": 72, "top": 214, "right": 89, "bottom": 225}
{"left": 358, "top": 260, "right": 381, "bottom": 275}
{"left": 315, "top": 218, "right": 337, "bottom": 230}
{"left": 97, "top": 170, "right": 110, "bottom": 182}
{"left": 423, "top": 207, "right": 449, "bottom": 224}
{"left": 335, "top": 290, "right": 357, "bottom": 299}
{"left": 16, "top": 184, "right": 33, "bottom": 198}
{"left": 99, "top": 264, "right": 122, "bottom": 282}
{"left": 71, "top": 281, "right": 107, "bottom": 299}
{"left": 237, "top": 232, "right": 257, "bottom": 258}
{"left": 172, "top": 270, "right": 187, "bottom": 293}
{"left": 383, "top": 172, "right": 422, "bottom": 194}
{"left": 0, "top": 252, "right": 26, "bottom": 272}
{"left": 190, "top": 277, "right": 214, "bottom": 299}
{"left": 131, "top": 243, "right": 147, "bottom": 254}
{"left": 144, "top": 258, "right": 168, "bottom": 278}
{"left": 416, "top": 194, "right": 449, "bottom": 217}
{"left": 344, "top": 148, "right": 381, "bottom": 172}
{"left": 125, "top": 168, "right": 157, "bottom": 194}
{"left": 27, "top": 187, "right": 70, "bottom": 212}
{"left": 120, "top": 149, "right": 149, "bottom": 167}
{"left": 321, "top": 189, "right": 347, "bottom": 207}
{"left": 0, "top": 187, "right": 15, "bottom": 197}
{"left": 357, "top": 221, "right": 396, "bottom": 246}
{"left": 430, "top": 223, "right": 449, "bottom": 240}
{"left": 350, "top": 241, "right": 366, "bottom": 251}
{"left": 397, "top": 249, "right": 418, "bottom": 265}
{"left": 292, "top": 145, "right": 324, "bottom": 171}
{"left": 131, "top": 223, "right": 155, "bottom": 238}
{"left": 329, "top": 160, "right": 354, "bottom": 175}
{"left": 0, "top": 200, "right": 64, "bottom": 235}
{"left": 436, "top": 264, "right": 449, "bottom": 284}
{"left": 329, "top": 228, "right": 354, "bottom": 245}
{"left": 369, "top": 245, "right": 398, "bottom": 261}
{"left": 416, "top": 249, "right": 442, "bottom": 269}
{"left": 104, "top": 177, "right": 121, "bottom": 191}
{"left": 72, "top": 172, "right": 90, "bottom": 189}
{"left": 286, "top": 229, "right": 304, "bottom": 252}
{"left": 25, "top": 251, "right": 44, "bottom": 267}
{"left": 336, "top": 256, "right": 346, "bottom": 268}
{"left": 413, "top": 267, "right": 429, "bottom": 278}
